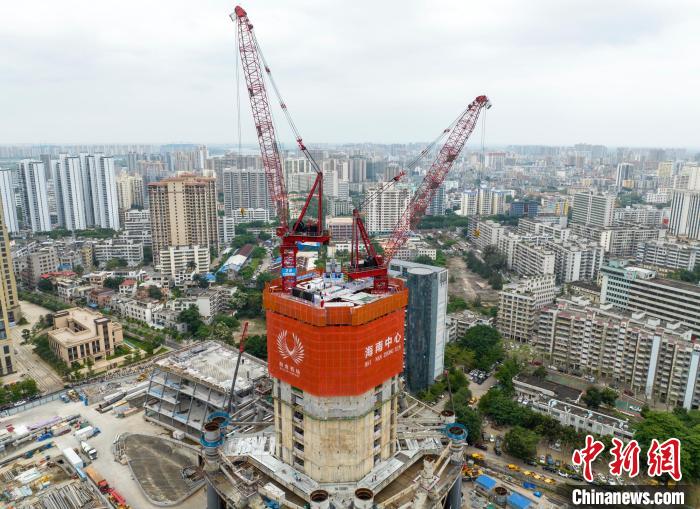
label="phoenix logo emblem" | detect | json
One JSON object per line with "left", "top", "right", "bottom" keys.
{"left": 276, "top": 330, "right": 305, "bottom": 365}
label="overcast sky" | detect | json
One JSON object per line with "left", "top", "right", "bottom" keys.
{"left": 1, "top": 0, "right": 699, "bottom": 147}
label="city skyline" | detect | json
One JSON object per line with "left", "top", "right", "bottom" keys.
{"left": 2, "top": 0, "right": 700, "bottom": 147}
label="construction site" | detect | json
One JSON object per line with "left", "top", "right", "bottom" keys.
{"left": 191, "top": 5, "right": 492, "bottom": 508}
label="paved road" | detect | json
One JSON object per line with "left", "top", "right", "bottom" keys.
{"left": 7, "top": 301, "right": 65, "bottom": 393}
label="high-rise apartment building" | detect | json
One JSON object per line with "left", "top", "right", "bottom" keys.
{"left": 222, "top": 168, "right": 271, "bottom": 219}
{"left": 498, "top": 275, "right": 557, "bottom": 342}
{"left": 55, "top": 155, "right": 87, "bottom": 230}
{"left": 365, "top": 185, "right": 411, "bottom": 234}
{"left": 458, "top": 190, "right": 478, "bottom": 216}
{"left": 388, "top": 260, "right": 448, "bottom": 393}
{"left": 615, "top": 163, "right": 634, "bottom": 189}
{"left": 669, "top": 190, "right": 700, "bottom": 240}
{"left": 0, "top": 202, "right": 19, "bottom": 375}
{"left": 571, "top": 193, "right": 615, "bottom": 227}
{"left": 148, "top": 174, "right": 218, "bottom": 263}
{"left": 18, "top": 160, "right": 51, "bottom": 232}
{"left": 0, "top": 169, "right": 19, "bottom": 233}
{"left": 86, "top": 154, "right": 120, "bottom": 230}
{"left": 116, "top": 172, "right": 145, "bottom": 226}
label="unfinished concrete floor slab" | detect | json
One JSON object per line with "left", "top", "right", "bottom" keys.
{"left": 119, "top": 433, "right": 204, "bottom": 505}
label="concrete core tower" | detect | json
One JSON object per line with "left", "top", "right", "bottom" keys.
{"left": 264, "top": 274, "right": 407, "bottom": 483}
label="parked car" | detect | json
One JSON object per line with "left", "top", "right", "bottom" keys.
{"left": 474, "top": 443, "right": 488, "bottom": 451}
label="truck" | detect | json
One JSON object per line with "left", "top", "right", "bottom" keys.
{"left": 84, "top": 465, "right": 110, "bottom": 493}
{"left": 81, "top": 441, "right": 97, "bottom": 460}
{"left": 63, "top": 447, "right": 84, "bottom": 470}
{"left": 74, "top": 426, "right": 96, "bottom": 440}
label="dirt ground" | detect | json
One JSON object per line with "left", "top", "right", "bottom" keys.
{"left": 446, "top": 256, "right": 500, "bottom": 305}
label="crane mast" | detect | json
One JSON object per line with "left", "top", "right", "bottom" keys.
{"left": 348, "top": 95, "right": 491, "bottom": 292}
{"left": 233, "top": 6, "right": 329, "bottom": 292}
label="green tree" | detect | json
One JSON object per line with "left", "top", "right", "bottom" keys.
{"left": 178, "top": 305, "right": 204, "bottom": 333}
{"left": 495, "top": 357, "right": 522, "bottom": 394}
{"left": 244, "top": 335, "right": 267, "bottom": 360}
{"left": 460, "top": 325, "right": 504, "bottom": 371}
{"left": 215, "top": 271, "right": 228, "bottom": 284}
{"left": 21, "top": 329, "right": 31, "bottom": 343}
{"left": 600, "top": 387, "right": 618, "bottom": 407}
{"left": 103, "top": 277, "right": 124, "bottom": 289}
{"left": 74, "top": 264, "right": 85, "bottom": 276}
{"left": 504, "top": 426, "right": 540, "bottom": 460}
{"left": 444, "top": 343, "right": 475, "bottom": 370}
{"left": 532, "top": 365, "right": 547, "bottom": 380}
{"left": 582, "top": 387, "right": 602, "bottom": 409}
{"left": 148, "top": 286, "right": 163, "bottom": 300}
{"left": 37, "top": 278, "right": 55, "bottom": 293}
{"left": 447, "top": 296, "right": 468, "bottom": 313}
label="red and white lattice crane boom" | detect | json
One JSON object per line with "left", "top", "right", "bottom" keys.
{"left": 348, "top": 95, "right": 491, "bottom": 292}
{"left": 233, "top": 6, "right": 329, "bottom": 292}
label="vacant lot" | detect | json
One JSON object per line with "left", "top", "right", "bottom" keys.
{"left": 446, "top": 256, "right": 499, "bottom": 305}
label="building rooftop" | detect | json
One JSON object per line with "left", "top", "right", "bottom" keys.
{"left": 514, "top": 374, "right": 583, "bottom": 402}
{"left": 50, "top": 307, "right": 117, "bottom": 345}
{"left": 154, "top": 341, "right": 267, "bottom": 394}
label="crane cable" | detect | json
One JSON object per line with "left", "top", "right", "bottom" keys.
{"left": 253, "top": 39, "right": 323, "bottom": 175}
{"left": 234, "top": 26, "right": 242, "bottom": 154}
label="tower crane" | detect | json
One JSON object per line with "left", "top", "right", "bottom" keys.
{"left": 232, "top": 6, "right": 329, "bottom": 292}
{"left": 348, "top": 95, "right": 491, "bottom": 292}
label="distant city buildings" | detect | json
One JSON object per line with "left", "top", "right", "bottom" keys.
{"left": 0, "top": 169, "right": 19, "bottom": 233}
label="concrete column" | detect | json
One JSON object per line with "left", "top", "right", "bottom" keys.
{"left": 207, "top": 483, "right": 222, "bottom": 509}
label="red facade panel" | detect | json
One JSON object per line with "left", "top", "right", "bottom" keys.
{"left": 267, "top": 309, "right": 405, "bottom": 396}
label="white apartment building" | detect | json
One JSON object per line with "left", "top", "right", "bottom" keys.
{"left": 365, "top": 184, "right": 411, "bottom": 234}
{"left": 228, "top": 207, "right": 270, "bottom": 224}
{"left": 458, "top": 190, "right": 478, "bottom": 216}
{"left": 669, "top": 190, "right": 700, "bottom": 240}
{"left": 498, "top": 275, "right": 557, "bottom": 342}
{"left": 535, "top": 298, "right": 700, "bottom": 409}
{"left": 512, "top": 242, "right": 556, "bottom": 277}
{"left": 0, "top": 169, "right": 18, "bottom": 233}
{"left": 613, "top": 205, "right": 663, "bottom": 226}
{"left": 223, "top": 168, "right": 271, "bottom": 217}
{"left": 123, "top": 209, "right": 152, "bottom": 246}
{"left": 637, "top": 239, "right": 699, "bottom": 273}
{"left": 93, "top": 239, "right": 144, "bottom": 267}
{"left": 18, "top": 160, "right": 51, "bottom": 232}
{"left": 113, "top": 297, "right": 163, "bottom": 325}
{"left": 55, "top": 155, "right": 87, "bottom": 230}
{"left": 472, "top": 219, "right": 507, "bottom": 251}
{"left": 571, "top": 193, "right": 615, "bottom": 227}
{"left": 218, "top": 216, "right": 236, "bottom": 245}
{"left": 158, "top": 244, "right": 210, "bottom": 277}
{"left": 86, "top": 154, "right": 120, "bottom": 230}
{"left": 544, "top": 237, "right": 604, "bottom": 283}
